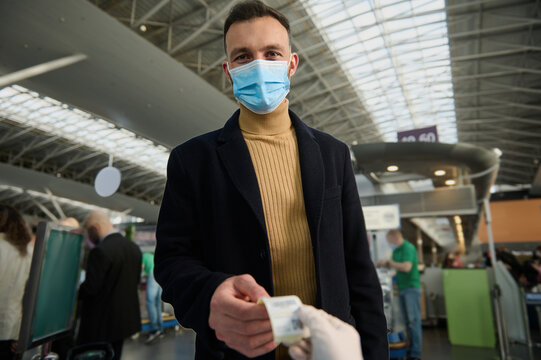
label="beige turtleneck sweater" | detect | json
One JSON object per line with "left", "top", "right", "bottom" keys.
{"left": 239, "top": 101, "right": 316, "bottom": 359}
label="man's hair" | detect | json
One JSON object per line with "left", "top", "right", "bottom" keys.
{"left": 223, "top": 1, "right": 291, "bottom": 52}
{"left": 386, "top": 229, "right": 402, "bottom": 238}
{"left": 83, "top": 209, "right": 112, "bottom": 229}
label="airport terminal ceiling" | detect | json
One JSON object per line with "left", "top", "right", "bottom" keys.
{"left": 0, "top": 0, "right": 540, "bottom": 234}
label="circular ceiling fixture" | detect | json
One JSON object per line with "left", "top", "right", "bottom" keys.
{"left": 445, "top": 179, "right": 456, "bottom": 186}
{"left": 94, "top": 166, "right": 121, "bottom": 197}
{"left": 434, "top": 169, "right": 446, "bottom": 176}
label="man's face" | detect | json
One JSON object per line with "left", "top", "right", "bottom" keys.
{"left": 386, "top": 234, "right": 399, "bottom": 246}
{"left": 223, "top": 16, "right": 299, "bottom": 79}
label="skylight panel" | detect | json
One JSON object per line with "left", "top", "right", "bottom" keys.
{"left": 0, "top": 85, "right": 169, "bottom": 175}
{"left": 302, "top": 0, "right": 457, "bottom": 143}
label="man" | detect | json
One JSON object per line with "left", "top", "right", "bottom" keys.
{"left": 59, "top": 217, "right": 80, "bottom": 228}
{"left": 78, "top": 210, "right": 142, "bottom": 360}
{"left": 142, "top": 252, "right": 164, "bottom": 344}
{"left": 377, "top": 230, "right": 421, "bottom": 360}
{"left": 496, "top": 246, "right": 522, "bottom": 281}
{"left": 155, "top": 1, "right": 388, "bottom": 359}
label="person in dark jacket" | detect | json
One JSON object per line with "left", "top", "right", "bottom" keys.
{"left": 78, "top": 210, "right": 142, "bottom": 360}
{"left": 496, "top": 246, "right": 523, "bottom": 281}
{"left": 155, "top": 2, "right": 388, "bottom": 360}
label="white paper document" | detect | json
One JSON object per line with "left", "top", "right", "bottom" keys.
{"left": 258, "top": 295, "right": 310, "bottom": 345}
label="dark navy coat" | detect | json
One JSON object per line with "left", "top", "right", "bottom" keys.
{"left": 155, "top": 109, "right": 388, "bottom": 360}
{"left": 78, "top": 233, "right": 142, "bottom": 343}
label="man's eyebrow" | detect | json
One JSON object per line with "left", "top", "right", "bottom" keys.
{"left": 229, "top": 44, "right": 288, "bottom": 59}
{"left": 229, "top": 47, "right": 251, "bottom": 59}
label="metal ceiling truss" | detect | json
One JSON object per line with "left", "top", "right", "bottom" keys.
{"left": 4, "top": 0, "right": 533, "bottom": 224}
{"left": 448, "top": 0, "right": 541, "bottom": 186}
{"left": 0, "top": 185, "right": 101, "bottom": 222}
{"left": 92, "top": 0, "right": 379, "bottom": 144}
{"left": 0, "top": 119, "right": 166, "bottom": 209}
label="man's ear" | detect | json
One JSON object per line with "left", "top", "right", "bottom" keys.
{"left": 93, "top": 223, "right": 102, "bottom": 238}
{"left": 288, "top": 52, "right": 300, "bottom": 77}
{"left": 222, "top": 61, "right": 232, "bottom": 84}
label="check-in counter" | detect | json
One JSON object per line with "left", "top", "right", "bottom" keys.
{"left": 442, "top": 269, "right": 496, "bottom": 348}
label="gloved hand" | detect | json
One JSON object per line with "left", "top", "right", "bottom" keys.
{"left": 288, "top": 305, "right": 363, "bottom": 360}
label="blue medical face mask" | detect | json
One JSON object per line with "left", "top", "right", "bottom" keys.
{"left": 228, "top": 59, "right": 290, "bottom": 114}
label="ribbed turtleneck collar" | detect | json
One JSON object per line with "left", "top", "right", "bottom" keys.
{"left": 238, "top": 100, "right": 291, "bottom": 135}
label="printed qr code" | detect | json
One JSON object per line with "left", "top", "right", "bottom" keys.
{"left": 291, "top": 318, "right": 302, "bottom": 330}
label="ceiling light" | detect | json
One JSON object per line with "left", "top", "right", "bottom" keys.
{"left": 493, "top": 148, "right": 503, "bottom": 158}
{"left": 139, "top": 24, "right": 147, "bottom": 32}
{"left": 445, "top": 179, "right": 456, "bottom": 186}
{"left": 0, "top": 85, "right": 169, "bottom": 176}
{"left": 434, "top": 169, "right": 446, "bottom": 176}
{"left": 387, "top": 165, "right": 399, "bottom": 172}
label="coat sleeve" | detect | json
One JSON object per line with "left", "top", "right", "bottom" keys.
{"left": 341, "top": 144, "right": 389, "bottom": 360}
{"left": 154, "top": 147, "right": 233, "bottom": 353}
{"left": 79, "top": 247, "right": 110, "bottom": 299}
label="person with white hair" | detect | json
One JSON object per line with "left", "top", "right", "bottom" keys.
{"left": 59, "top": 217, "right": 80, "bottom": 229}
{"left": 77, "top": 210, "right": 142, "bottom": 360}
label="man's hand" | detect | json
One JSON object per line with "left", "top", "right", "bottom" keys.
{"left": 209, "top": 274, "right": 278, "bottom": 358}
{"left": 376, "top": 259, "right": 390, "bottom": 268}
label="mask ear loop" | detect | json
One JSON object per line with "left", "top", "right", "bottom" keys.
{"left": 287, "top": 54, "right": 293, "bottom": 77}
{"left": 226, "top": 62, "right": 233, "bottom": 85}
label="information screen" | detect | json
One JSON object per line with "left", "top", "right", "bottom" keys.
{"left": 32, "top": 229, "right": 83, "bottom": 341}
{"left": 18, "top": 223, "right": 83, "bottom": 350}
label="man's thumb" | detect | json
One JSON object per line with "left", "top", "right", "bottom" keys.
{"left": 233, "top": 274, "right": 269, "bottom": 302}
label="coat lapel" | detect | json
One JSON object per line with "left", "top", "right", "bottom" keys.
{"left": 216, "top": 109, "right": 325, "bottom": 259}
{"left": 290, "top": 110, "right": 325, "bottom": 247}
{"left": 217, "top": 111, "right": 268, "bottom": 236}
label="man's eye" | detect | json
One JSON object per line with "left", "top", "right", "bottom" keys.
{"left": 268, "top": 51, "right": 280, "bottom": 57}
{"left": 235, "top": 54, "right": 248, "bottom": 62}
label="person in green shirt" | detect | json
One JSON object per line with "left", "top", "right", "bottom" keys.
{"left": 377, "top": 229, "right": 422, "bottom": 360}
{"left": 142, "top": 252, "right": 163, "bottom": 344}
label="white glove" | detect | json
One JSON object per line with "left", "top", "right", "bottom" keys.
{"left": 288, "top": 305, "right": 363, "bottom": 360}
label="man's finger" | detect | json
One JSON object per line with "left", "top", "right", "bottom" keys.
{"left": 225, "top": 328, "right": 275, "bottom": 350}
{"left": 211, "top": 312, "right": 272, "bottom": 335}
{"left": 219, "top": 296, "right": 270, "bottom": 320}
{"left": 233, "top": 338, "right": 277, "bottom": 358}
{"left": 233, "top": 274, "right": 270, "bottom": 302}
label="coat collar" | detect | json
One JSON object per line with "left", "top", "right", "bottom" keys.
{"left": 289, "top": 110, "right": 325, "bottom": 254}
{"left": 216, "top": 110, "right": 267, "bottom": 235}
{"left": 216, "top": 109, "right": 325, "bottom": 249}
{"left": 217, "top": 109, "right": 317, "bottom": 143}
